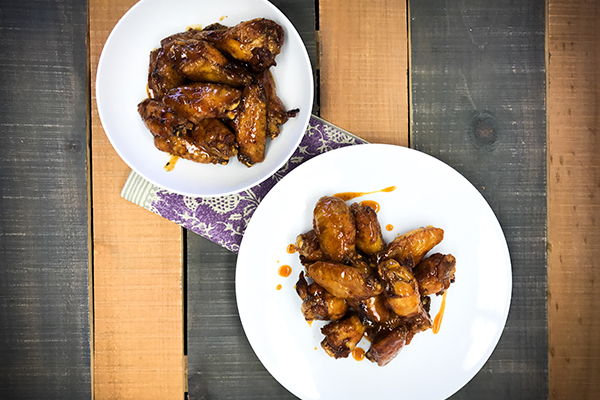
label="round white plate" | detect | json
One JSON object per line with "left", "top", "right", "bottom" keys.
{"left": 96, "top": 0, "right": 313, "bottom": 197}
{"left": 236, "top": 144, "right": 512, "bottom": 400}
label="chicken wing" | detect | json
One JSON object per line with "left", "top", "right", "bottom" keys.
{"left": 384, "top": 227, "right": 444, "bottom": 266}
{"left": 320, "top": 313, "right": 366, "bottom": 359}
{"left": 413, "top": 253, "right": 456, "bottom": 296}
{"left": 350, "top": 202, "right": 386, "bottom": 258}
{"left": 255, "top": 69, "right": 299, "bottom": 139}
{"left": 137, "top": 98, "right": 194, "bottom": 138}
{"left": 313, "top": 196, "right": 356, "bottom": 263}
{"left": 169, "top": 40, "right": 253, "bottom": 87}
{"left": 306, "top": 261, "right": 383, "bottom": 301}
{"left": 232, "top": 84, "right": 268, "bottom": 166}
{"left": 365, "top": 326, "right": 408, "bottom": 367}
{"left": 295, "top": 230, "right": 327, "bottom": 265}
{"left": 148, "top": 47, "right": 188, "bottom": 99}
{"left": 163, "top": 82, "right": 242, "bottom": 124}
{"left": 295, "top": 272, "right": 348, "bottom": 322}
{"left": 377, "top": 259, "right": 424, "bottom": 317}
{"left": 350, "top": 294, "right": 391, "bottom": 324}
{"left": 200, "top": 18, "right": 285, "bottom": 72}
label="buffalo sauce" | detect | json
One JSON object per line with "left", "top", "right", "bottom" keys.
{"left": 360, "top": 200, "right": 380, "bottom": 213}
{"left": 278, "top": 265, "right": 292, "bottom": 278}
{"left": 286, "top": 244, "right": 297, "bottom": 254}
{"left": 385, "top": 224, "right": 394, "bottom": 231}
{"left": 352, "top": 347, "right": 365, "bottom": 361}
{"left": 432, "top": 291, "right": 448, "bottom": 334}
{"left": 333, "top": 186, "right": 396, "bottom": 201}
{"left": 164, "top": 155, "right": 179, "bottom": 171}
{"left": 276, "top": 284, "right": 282, "bottom": 291}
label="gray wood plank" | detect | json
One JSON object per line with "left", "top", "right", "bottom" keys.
{"left": 186, "top": 1, "right": 315, "bottom": 398}
{"left": 409, "top": 0, "right": 547, "bottom": 398}
{"left": 0, "top": 0, "right": 90, "bottom": 398}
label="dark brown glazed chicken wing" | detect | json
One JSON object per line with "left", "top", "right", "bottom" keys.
{"left": 163, "top": 82, "right": 242, "bottom": 124}
{"left": 295, "top": 272, "right": 348, "bottom": 322}
{"left": 295, "top": 230, "right": 327, "bottom": 265}
{"left": 232, "top": 84, "right": 268, "bottom": 166}
{"left": 200, "top": 18, "right": 285, "bottom": 72}
{"left": 377, "top": 259, "right": 424, "bottom": 317}
{"left": 306, "top": 261, "right": 383, "bottom": 301}
{"left": 137, "top": 98, "right": 193, "bottom": 138}
{"left": 169, "top": 40, "right": 253, "bottom": 87}
{"left": 313, "top": 196, "right": 356, "bottom": 263}
{"left": 148, "top": 47, "right": 188, "bottom": 99}
{"left": 320, "top": 313, "right": 366, "bottom": 359}
{"left": 384, "top": 227, "right": 444, "bottom": 266}
{"left": 413, "top": 253, "right": 456, "bottom": 296}
{"left": 350, "top": 202, "right": 386, "bottom": 257}
{"left": 255, "top": 69, "right": 299, "bottom": 139}
{"left": 153, "top": 118, "right": 237, "bottom": 165}
{"left": 365, "top": 326, "right": 408, "bottom": 367}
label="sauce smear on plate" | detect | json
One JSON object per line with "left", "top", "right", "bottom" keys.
{"left": 433, "top": 291, "right": 448, "bottom": 334}
{"left": 333, "top": 186, "right": 396, "bottom": 201}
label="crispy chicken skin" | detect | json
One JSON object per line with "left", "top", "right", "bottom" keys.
{"left": 378, "top": 259, "right": 424, "bottom": 317}
{"left": 148, "top": 47, "right": 188, "bottom": 99}
{"left": 296, "top": 272, "right": 348, "bottom": 321}
{"left": 137, "top": 98, "right": 194, "bottom": 138}
{"left": 163, "top": 82, "right": 242, "bottom": 124}
{"left": 153, "top": 118, "right": 237, "bottom": 164}
{"left": 313, "top": 196, "right": 356, "bottom": 263}
{"left": 295, "top": 230, "right": 327, "bottom": 265}
{"left": 320, "top": 313, "right": 366, "bottom": 359}
{"left": 350, "top": 202, "right": 386, "bottom": 257}
{"left": 413, "top": 253, "right": 456, "bottom": 296}
{"left": 306, "top": 261, "right": 383, "bottom": 301}
{"left": 169, "top": 40, "right": 253, "bottom": 87}
{"left": 232, "top": 84, "right": 268, "bottom": 166}
{"left": 255, "top": 69, "right": 299, "bottom": 139}
{"left": 383, "top": 227, "right": 444, "bottom": 266}
{"left": 365, "top": 326, "right": 408, "bottom": 367}
{"left": 199, "top": 18, "right": 285, "bottom": 72}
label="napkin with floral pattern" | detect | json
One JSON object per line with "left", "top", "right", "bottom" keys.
{"left": 121, "top": 115, "right": 367, "bottom": 252}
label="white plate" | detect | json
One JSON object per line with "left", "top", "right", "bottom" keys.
{"left": 236, "top": 144, "right": 512, "bottom": 400}
{"left": 96, "top": 0, "right": 313, "bottom": 197}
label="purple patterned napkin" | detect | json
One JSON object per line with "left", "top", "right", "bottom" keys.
{"left": 121, "top": 116, "right": 367, "bottom": 252}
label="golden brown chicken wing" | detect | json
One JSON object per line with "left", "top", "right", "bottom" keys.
{"left": 320, "top": 313, "right": 366, "bottom": 359}
{"left": 255, "top": 69, "right": 299, "bottom": 139}
{"left": 163, "top": 82, "right": 242, "bottom": 124}
{"left": 377, "top": 259, "right": 424, "bottom": 317}
{"left": 349, "top": 294, "right": 391, "bottom": 324}
{"left": 384, "top": 227, "right": 444, "bottom": 266}
{"left": 313, "top": 196, "right": 356, "bottom": 263}
{"left": 137, "top": 98, "right": 194, "bottom": 138}
{"left": 295, "top": 230, "right": 327, "bottom": 265}
{"left": 148, "top": 47, "right": 188, "bottom": 99}
{"left": 153, "top": 118, "right": 237, "bottom": 165}
{"left": 169, "top": 40, "right": 253, "bottom": 87}
{"left": 295, "top": 272, "right": 348, "bottom": 322}
{"left": 306, "top": 261, "right": 383, "bottom": 301}
{"left": 413, "top": 253, "right": 456, "bottom": 296}
{"left": 200, "top": 18, "right": 285, "bottom": 72}
{"left": 365, "top": 326, "right": 408, "bottom": 367}
{"left": 231, "top": 84, "right": 268, "bottom": 166}
{"left": 350, "top": 202, "right": 386, "bottom": 257}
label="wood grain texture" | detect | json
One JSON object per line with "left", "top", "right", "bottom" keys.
{"left": 410, "top": 0, "right": 547, "bottom": 398}
{"left": 0, "top": 0, "right": 91, "bottom": 398}
{"left": 319, "top": 0, "right": 409, "bottom": 145}
{"left": 90, "top": 0, "right": 185, "bottom": 398}
{"left": 547, "top": 1, "right": 600, "bottom": 398}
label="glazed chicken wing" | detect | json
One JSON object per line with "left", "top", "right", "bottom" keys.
{"left": 365, "top": 326, "right": 408, "bottom": 367}
{"left": 384, "top": 227, "right": 444, "bottom": 266}
{"left": 350, "top": 202, "right": 386, "bottom": 257}
{"left": 413, "top": 253, "right": 456, "bottom": 296}
{"left": 313, "top": 196, "right": 356, "bottom": 263}
{"left": 148, "top": 47, "right": 188, "bottom": 99}
{"left": 377, "top": 259, "right": 424, "bottom": 317}
{"left": 231, "top": 84, "right": 268, "bottom": 166}
{"left": 153, "top": 118, "right": 237, "bottom": 165}
{"left": 295, "top": 272, "right": 348, "bottom": 322}
{"left": 255, "top": 69, "right": 299, "bottom": 139}
{"left": 320, "top": 313, "right": 366, "bottom": 359}
{"left": 169, "top": 40, "right": 253, "bottom": 87}
{"left": 306, "top": 261, "right": 383, "bottom": 301}
{"left": 295, "top": 230, "right": 327, "bottom": 265}
{"left": 349, "top": 294, "right": 391, "bottom": 324}
{"left": 137, "top": 98, "right": 194, "bottom": 138}
{"left": 163, "top": 82, "right": 242, "bottom": 124}
{"left": 200, "top": 18, "right": 285, "bottom": 72}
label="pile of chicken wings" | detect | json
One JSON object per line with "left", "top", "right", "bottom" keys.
{"left": 295, "top": 196, "right": 457, "bottom": 366}
{"left": 137, "top": 18, "right": 298, "bottom": 167}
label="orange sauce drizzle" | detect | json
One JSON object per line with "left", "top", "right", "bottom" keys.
{"left": 276, "top": 284, "right": 282, "bottom": 290}
{"left": 352, "top": 347, "right": 365, "bottom": 361}
{"left": 385, "top": 224, "right": 394, "bottom": 231}
{"left": 307, "top": 321, "right": 313, "bottom": 327}
{"left": 164, "top": 155, "right": 179, "bottom": 171}
{"left": 360, "top": 200, "right": 380, "bottom": 213}
{"left": 286, "top": 244, "right": 297, "bottom": 254}
{"left": 432, "top": 291, "right": 448, "bottom": 334}
{"left": 333, "top": 186, "right": 397, "bottom": 201}
{"left": 278, "top": 265, "right": 292, "bottom": 278}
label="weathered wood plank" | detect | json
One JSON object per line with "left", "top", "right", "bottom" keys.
{"left": 410, "top": 0, "right": 547, "bottom": 398}
{"left": 89, "top": 0, "right": 185, "bottom": 398}
{"left": 547, "top": 1, "right": 600, "bottom": 398}
{"left": 0, "top": 0, "right": 91, "bottom": 398}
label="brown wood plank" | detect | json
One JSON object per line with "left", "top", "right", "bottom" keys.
{"left": 319, "top": 0, "right": 409, "bottom": 146}
{"left": 89, "top": 1, "right": 185, "bottom": 398}
{"left": 547, "top": 1, "right": 600, "bottom": 398}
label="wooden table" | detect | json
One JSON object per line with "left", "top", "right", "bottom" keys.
{"left": 0, "top": 0, "right": 598, "bottom": 398}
